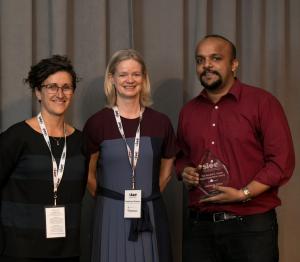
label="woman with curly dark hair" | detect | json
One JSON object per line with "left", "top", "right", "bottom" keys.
{"left": 0, "top": 55, "right": 87, "bottom": 262}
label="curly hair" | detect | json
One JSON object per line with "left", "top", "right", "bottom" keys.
{"left": 24, "top": 55, "right": 78, "bottom": 91}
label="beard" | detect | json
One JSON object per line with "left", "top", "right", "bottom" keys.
{"left": 199, "top": 70, "right": 223, "bottom": 91}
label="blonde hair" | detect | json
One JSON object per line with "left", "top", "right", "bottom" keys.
{"left": 104, "top": 49, "right": 152, "bottom": 107}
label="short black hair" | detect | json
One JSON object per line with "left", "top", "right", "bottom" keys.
{"left": 24, "top": 55, "right": 78, "bottom": 91}
{"left": 204, "top": 34, "right": 237, "bottom": 59}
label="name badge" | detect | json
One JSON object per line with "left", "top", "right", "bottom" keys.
{"left": 45, "top": 206, "right": 66, "bottom": 238}
{"left": 124, "top": 190, "right": 142, "bottom": 218}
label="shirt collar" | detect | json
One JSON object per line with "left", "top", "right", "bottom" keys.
{"left": 198, "top": 79, "right": 242, "bottom": 102}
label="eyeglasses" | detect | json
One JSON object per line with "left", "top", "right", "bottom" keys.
{"left": 41, "top": 83, "right": 74, "bottom": 94}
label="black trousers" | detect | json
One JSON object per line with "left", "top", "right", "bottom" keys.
{"left": 183, "top": 209, "right": 279, "bottom": 262}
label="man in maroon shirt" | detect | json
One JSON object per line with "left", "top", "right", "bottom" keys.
{"left": 176, "top": 34, "right": 295, "bottom": 262}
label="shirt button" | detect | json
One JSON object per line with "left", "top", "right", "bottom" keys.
{"left": 211, "top": 141, "right": 215, "bottom": 145}
{"left": 212, "top": 123, "right": 216, "bottom": 127}
{"left": 214, "top": 105, "right": 219, "bottom": 110}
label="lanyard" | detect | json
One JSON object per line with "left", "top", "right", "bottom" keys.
{"left": 112, "top": 106, "right": 143, "bottom": 190}
{"left": 37, "top": 113, "right": 67, "bottom": 206}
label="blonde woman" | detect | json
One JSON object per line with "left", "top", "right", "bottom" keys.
{"left": 84, "top": 49, "right": 176, "bottom": 262}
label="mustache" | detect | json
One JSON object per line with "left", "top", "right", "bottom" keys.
{"left": 200, "top": 70, "right": 221, "bottom": 78}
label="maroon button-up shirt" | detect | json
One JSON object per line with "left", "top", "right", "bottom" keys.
{"left": 176, "top": 80, "right": 295, "bottom": 215}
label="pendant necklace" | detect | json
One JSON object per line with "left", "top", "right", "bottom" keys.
{"left": 52, "top": 137, "right": 62, "bottom": 146}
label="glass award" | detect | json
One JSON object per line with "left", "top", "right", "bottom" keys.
{"left": 197, "top": 150, "right": 229, "bottom": 198}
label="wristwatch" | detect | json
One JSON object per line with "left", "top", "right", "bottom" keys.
{"left": 241, "top": 187, "right": 252, "bottom": 202}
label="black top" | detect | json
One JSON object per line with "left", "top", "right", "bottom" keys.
{"left": 0, "top": 121, "right": 87, "bottom": 258}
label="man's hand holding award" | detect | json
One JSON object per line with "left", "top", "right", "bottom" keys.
{"left": 196, "top": 150, "right": 229, "bottom": 199}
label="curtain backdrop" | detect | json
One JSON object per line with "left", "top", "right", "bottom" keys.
{"left": 1, "top": 0, "right": 299, "bottom": 261}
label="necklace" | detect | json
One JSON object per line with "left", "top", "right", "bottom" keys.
{"left": 52, "top": 137, "right": 62, "bottom": 146}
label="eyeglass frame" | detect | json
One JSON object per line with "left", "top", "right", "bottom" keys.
{"left": 40, "top": 83, "right": 74, "bottom": 95}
